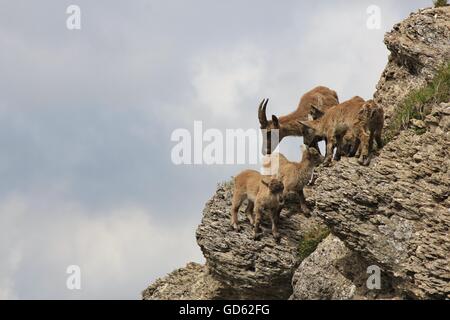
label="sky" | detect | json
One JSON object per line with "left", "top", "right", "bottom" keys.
{"left": 0, "top": 0, "right": 430, "bottom": 299}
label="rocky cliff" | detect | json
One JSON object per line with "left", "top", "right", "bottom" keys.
{"left": 143, "top": 6, "right": 450, "bottom": 300}
{"left": 308, "top": 6, "right": 450, "bottom": 299}
{"left": 143, "top": 183, "right": 329, "bottom": 300}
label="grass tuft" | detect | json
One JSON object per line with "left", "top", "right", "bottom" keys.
{"left": 298, "top": 226, "right": 330, "bottom": 261}
{"left": 384, "top": 62, "right": 450, "bottom": 143}
{"left": 433, "top": 0, "right": 448, "bottom": 7}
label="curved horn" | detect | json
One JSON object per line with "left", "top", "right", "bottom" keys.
{"left": 258, "top": 99, "right": 269, "bottom": 127}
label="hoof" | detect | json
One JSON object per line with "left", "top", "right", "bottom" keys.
{"left": 358, "top": 155, "right": 372, "bottom": 166}
{"left": 232, "top": 224, "right": 240, "bottom": 232}
{"left": 323, "top": 160, "right": 332, "bottom": 167}
{"left": 273, "top": 233, "right": 281, "bottom": 242}
{"left": 285, "top": 210, "right": 295, "bottom": 218}
{"left": 301, "top": 205, "right": 311, "bottom": 217}
{"left": 253, "top": 232, "right": 262, "bottom": 241}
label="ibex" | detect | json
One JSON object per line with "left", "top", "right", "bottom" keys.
{"left": 258, "top": 86, "right": 339, "bottom": 154}
{"left": 353, "top": 100, "right": 384, "bottom": 165}
{"left": 311, "top": 98, "right": 384, "bottom": 165}
{"left": 299, "top": 96, "right": 368, "bottom": 165}
{"left": 276, "top": 146, "right": 324, "bottom": 215}
{"left": 231, "top": 170, "right": 284, "bottom": 241}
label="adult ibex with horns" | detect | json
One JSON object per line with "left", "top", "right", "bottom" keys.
{"left": 258, "top": 86, "right": 339, "bottom": 154}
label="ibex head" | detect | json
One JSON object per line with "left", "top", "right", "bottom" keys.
{"left": 299, "top": 120, "right": 321, "bottom": 147}
{"left": 258, "top": 99, "right": 281, "bottom": 155}
{"left": 261, "top": 177, "right": 284, "bottom": 194}
{"left": 302, "top": 144, "right": 324, "bottom": 165}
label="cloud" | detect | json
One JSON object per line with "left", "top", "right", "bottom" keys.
{"left": 0, "top": 194, "right": 202, "bottom": 299}
{"left": 191, "top": 45, "right": 267, "bottom": 121}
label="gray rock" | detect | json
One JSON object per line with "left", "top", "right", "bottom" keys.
{"left": 196, "top": 182, "right": 326, "bottom": 299}
{"left": 292, "top": 6, "right": 450, "bottom": 300}
{"left": 290, "top": 234, "right": 400, "bottom": 300}
{"left": 310, "top": 110, "right": 450, "bottom": 299}
{"left": 142, "top": 262, "right": 228, "bottom": 300}
{"left": 291, "top": 235, "right": 358, "bottom": 300}
{"left": 375, "top": 7, "right": 450, "bottom": 126}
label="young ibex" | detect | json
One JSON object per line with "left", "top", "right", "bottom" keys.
{"left": 276, "top": 146, "right": 324, "bottom": 215}
{"left": 299, "top": 96, "right": 367, "bottom": 165}
{"left": 258, "top": 86, "right": 339, "bottom": 154}
{"left": 231, "top": 170, "right": 284, "bottom": 240}
{"left": 353, "top": 100, "right": 384, "bottom": 165}
{"left": 300, "top": 97, "right": 384, "bottom": 166}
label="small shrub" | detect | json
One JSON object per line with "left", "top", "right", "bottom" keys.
{"left": 298, "top": 226, "right": 330, "bottom": 261}
{"left": 384, "top": 62, "right": 450, "bottom": 143}
{"left": 433, "top": 0, "right": 448, "bottom": 7}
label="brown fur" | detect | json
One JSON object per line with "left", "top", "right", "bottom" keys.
{"left": 275, "top": 146, "right": 324, "bottom": 215}
{"left": 231, "top": 170, "right": 284, "bottom": 240}
{"left": 332, "top": 99, "right": 384, "bottom": 166}
{"left": 300, "top": 96, "right": 367, "bottom": 165}
{"left": 258, "top": 86, "right": 339, "bottom": 154}
{"left": 354, "top": 100, "right": 385, "bottom": 165}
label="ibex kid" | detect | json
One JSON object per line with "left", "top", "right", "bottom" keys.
{"left": 276, "top": 146, "right": 324, "bottom": 215}
{"left": 231, "top": 171, "right": 284, "bottom": 241}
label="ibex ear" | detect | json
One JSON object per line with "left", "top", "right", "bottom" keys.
{"left": 272, "top": 115, "right": 280, "bottom": 128}
{"left": 300, "top": 120, "right": 316, "bottom": 131}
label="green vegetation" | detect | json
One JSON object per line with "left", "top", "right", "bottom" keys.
{"left": 384, "top": 62, "right": 450, "bottom": 142}
{"left": 433, "top": 0, "right": 448, "bottom": 7}
{"left": 298, "top": 226, "right": 330, "bottom": 261}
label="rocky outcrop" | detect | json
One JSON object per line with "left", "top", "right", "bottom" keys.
{"left": 307, "top": 7, "right": 450, "bottom": 299}
{"left": 290, "top": 234, "right": 400, "bottom": 300}
{"left": 142, "top": 263, "right": 226, "bottom": 300}
{"left": 291, "top": 235, "right": 360, "bottom": 300}
{"left": 143, "top": 182, "right": 327, "bottom": 300}
{"left": 195, "top": 182, "right": 325, "bottom": 299}
{"left": 310, "top": 105, "right": 450, "bottom": 299}
{"left": 375, "top": 6, "right": 450, "bottom": 125}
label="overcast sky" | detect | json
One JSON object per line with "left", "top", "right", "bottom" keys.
{"left": 0, "top": 0, "right": 429, "bottom": 299}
